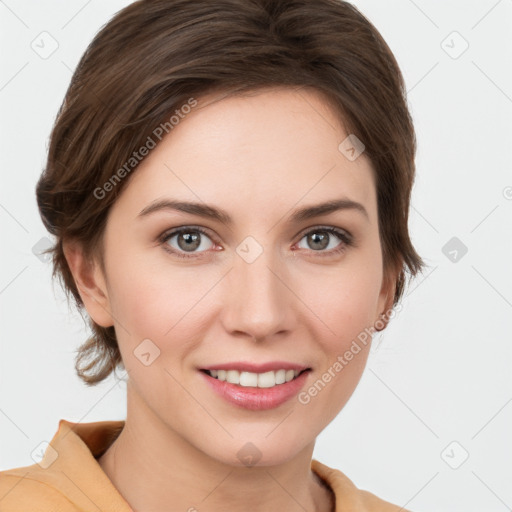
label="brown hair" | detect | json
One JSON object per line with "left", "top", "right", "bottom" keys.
{"left": 36, "top": 0, "right": 426, "bottom": 385}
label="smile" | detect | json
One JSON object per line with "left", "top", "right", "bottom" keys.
{"left": 201, "top": 368, "right": 309, "bottom": 388}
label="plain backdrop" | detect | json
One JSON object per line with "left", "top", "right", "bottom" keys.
{"left": 0, "top": 1, "right": 511, "bottom": 511}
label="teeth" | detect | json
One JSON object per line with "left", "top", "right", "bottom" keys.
{"left": 207, "top": 369, "right": 303, "bottom": 388}
{"left": 275, "top": 369, "right": 286, "bottom": 385}
{"left": 226, "top": 369, "right": 240, "bottom": 385}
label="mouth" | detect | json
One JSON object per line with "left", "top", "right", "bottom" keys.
{"left": 199, "top": 365, "right": 312, "bottom": 410}
{"left": 199, "top": 368, "right": 311, "bottom": 389}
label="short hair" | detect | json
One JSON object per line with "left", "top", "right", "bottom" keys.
{"left": 36, "top": 0, "right": 426, "bottom": 385}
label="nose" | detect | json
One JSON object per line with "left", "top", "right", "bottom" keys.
{"left": 220, "top": 245, "right": 295, "bottom": 342}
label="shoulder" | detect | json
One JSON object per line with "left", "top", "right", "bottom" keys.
{"left": 357, "top": 488, "right": 412, "bottom": 512}
{"left": 0, "top": 465, "right": 76, "bottom": 512}
{"left": 0, "top": 419, "right": 129, "bottom": 512}
{"left": 311, "top": 459, "right": 412, "bottom": 512}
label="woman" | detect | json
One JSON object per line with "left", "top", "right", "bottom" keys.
{"left": 0, "top": 0, "right": 424, "bottom": 510}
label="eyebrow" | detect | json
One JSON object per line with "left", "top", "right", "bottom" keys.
{"left": 138, "top": 197, "right": 369, "bottom": 224}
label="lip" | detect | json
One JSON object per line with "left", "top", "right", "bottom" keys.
{"left": 199, "top": 368, "right": 311, "bottom": 411}
{"left": 200, "top": 361, "right": 310, "bottom": 373}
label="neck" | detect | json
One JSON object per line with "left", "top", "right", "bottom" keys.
{"left": 98, "top": 383, "right": 334, "bottom": 512}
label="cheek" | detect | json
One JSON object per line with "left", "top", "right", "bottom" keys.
{"left": 105, "top": 255, "right": 234, "bottom": 384}
{"left": 291, "top": 260, "right": 381, "bottom": 411}
{"left": 106, "top": 257, "right": 210, "bottom": 346}
{"left": 295, "top": 273, "right": 378, "bottom": 425}
{"left": 106, "top": 262, "right": 209, "bottom": 400}
{"left": 107, "top": 242, "right": 383, "bottom": 360}
{"left": 295, "top": 259, "right": 382, "bottom": 344}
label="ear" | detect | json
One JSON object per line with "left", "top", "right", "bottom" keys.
{"left": 63, "top": 240, "right": 114, "bottom": 328}
{"left": 374, "top": 262, "right": 401, "bottom": 331}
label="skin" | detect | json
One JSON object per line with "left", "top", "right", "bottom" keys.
{"left": 64, "top": 86, "right": 398, "bottom": 512}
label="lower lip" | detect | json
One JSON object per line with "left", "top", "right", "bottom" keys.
{"left": 199, "top": 370, "right": 310, "bottom": 411}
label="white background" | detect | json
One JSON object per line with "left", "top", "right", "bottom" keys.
{"left": 0, "top": 1, "right": 511, "bottom": 511}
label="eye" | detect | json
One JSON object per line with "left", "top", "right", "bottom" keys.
{"left": 160, "top": 226, "right": 217, "bottom": 258}
{"left": 295, "top": 226, "right": 353, "bottom": 256}
{"left": 159, "top": 225, "right": 354, "bottom": 260}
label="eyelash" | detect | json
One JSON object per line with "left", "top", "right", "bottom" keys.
{"left": 158, "top": 225, "right": 354, "bottom": 260}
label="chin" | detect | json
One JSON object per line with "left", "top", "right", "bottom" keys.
{"left": 195, "top": 430, "right": 311, "bottom": 469}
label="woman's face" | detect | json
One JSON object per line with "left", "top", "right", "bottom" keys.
{"left": 81, "top": 87, "right": 395, "bottom": 466}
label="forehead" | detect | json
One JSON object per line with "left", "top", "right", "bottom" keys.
{"left": 113, "top": 87, "right": 377, "bottom": 223}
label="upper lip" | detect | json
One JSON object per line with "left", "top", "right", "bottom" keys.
{"left": 200, "top": 361, "right": 311, "bottom": 373}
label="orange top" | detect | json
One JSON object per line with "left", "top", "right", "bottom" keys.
{"left": 0, "top": 420, "right": 410, "bottom": 511}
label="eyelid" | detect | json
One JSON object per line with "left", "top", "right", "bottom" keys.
{"left": 295, "top": 224, "right": 352, "bottom": 243}
{"left": 159, "top": 224, "right": 215, "bottom": 237}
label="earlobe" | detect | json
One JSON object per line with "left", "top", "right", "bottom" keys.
{"left": 62, "top": 240, "right": 114, "bottom": 328}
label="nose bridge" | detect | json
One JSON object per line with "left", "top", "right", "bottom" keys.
{"left": 221, "top": 242, "right": 292, "bottom": 340}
